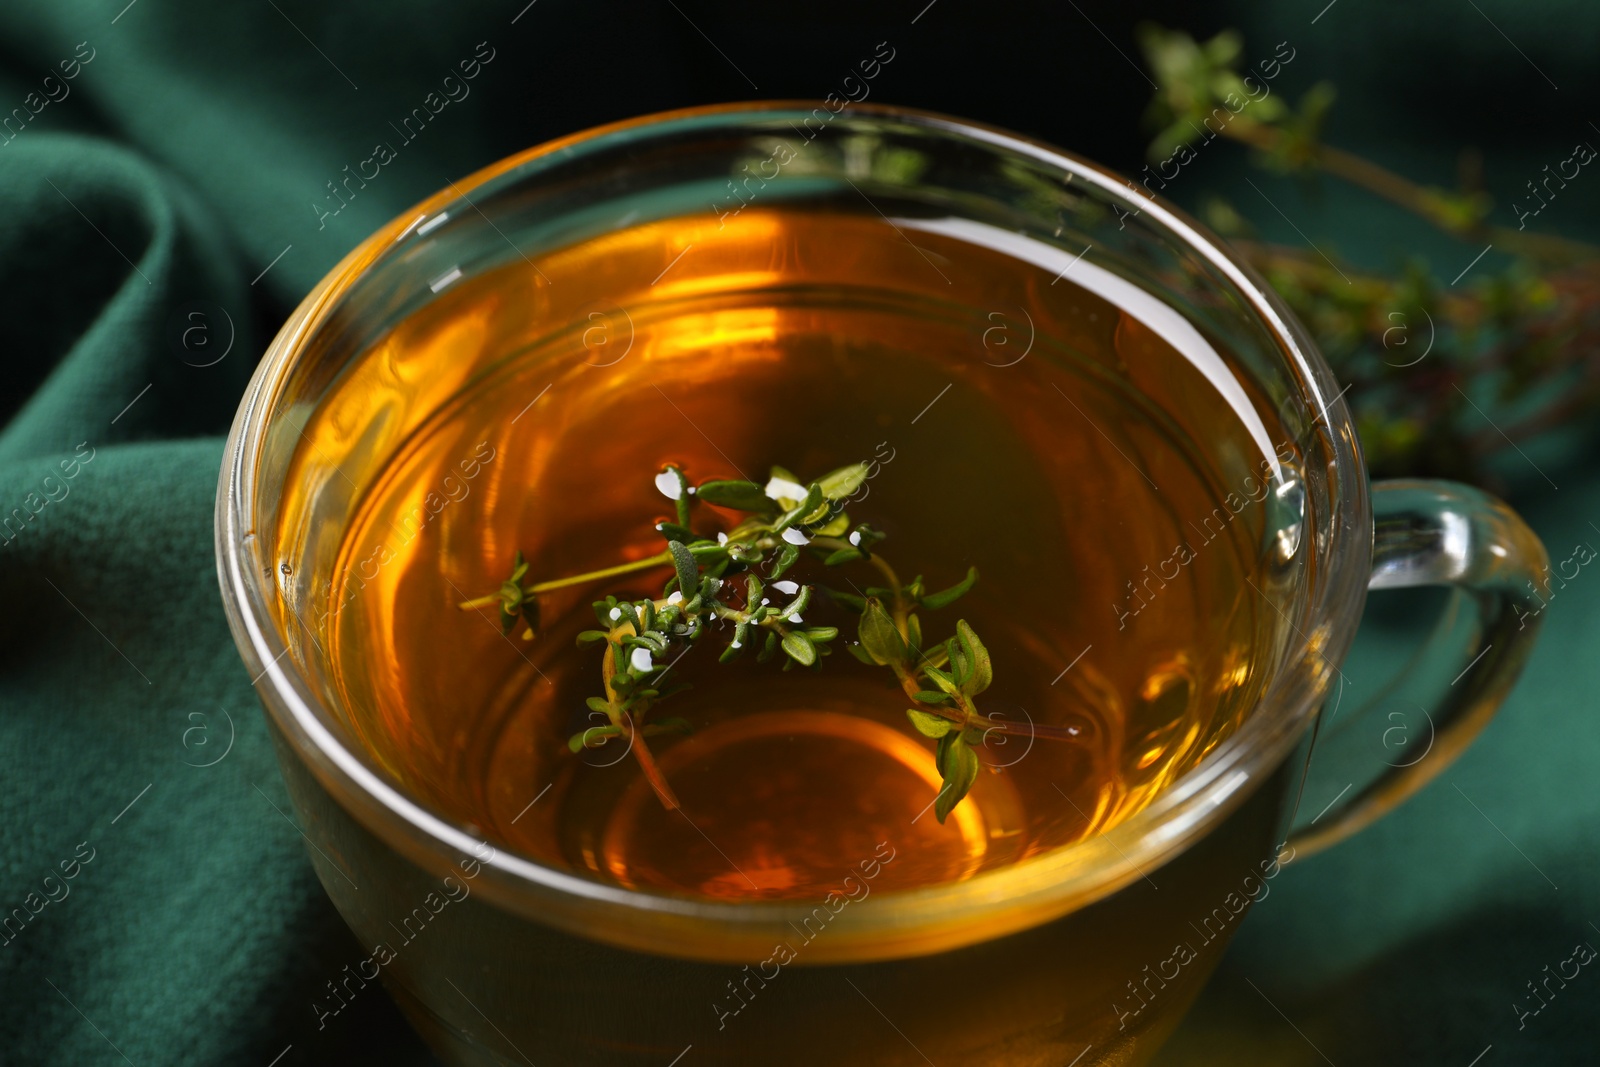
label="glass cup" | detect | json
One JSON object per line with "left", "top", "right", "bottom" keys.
{"left": 216, "top": 103, "right": 1548, "bottom": 1066}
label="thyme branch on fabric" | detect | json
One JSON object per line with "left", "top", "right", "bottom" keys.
{"left": 1112, "top": 37, "right": 1297, "bottom": 231}
{"left": 311, "top": 41, "right": 497, "bottom": 230}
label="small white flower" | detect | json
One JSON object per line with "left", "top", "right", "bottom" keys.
{"left": 608, "top": 607, "right": 623, "bottom": 621}
{"left": 849, "top": 530, "right": 862, "bottom": 546}
{"left": 730, "top": 640, "right": 742, "bottom": 649}
{"left": 765, "top": 475, "right": 808, "bottom": 501}
{"left": 630, "top": 647, "right": 654, "bottom": 672}
{"left": 666, "top": 591, "right": 684, "bottom": 605}
{"left": 654, "top": 470, "right": 684, "bottom": 500}
{"left": 717, "top": 532, "right": 729, "bottom": 545}
{"left": 772, "top": 580, "right": 799, "bottom": 594}
{"left": 781, "top": 527, "right": 810, "bottom": 545}
{"left": 786, "top": 614, "right": 803, "bottom": 624}
{"left": 761, "top": 598, "right": 771, "bottom": 606}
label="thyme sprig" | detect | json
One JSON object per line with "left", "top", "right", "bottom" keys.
{"left": 1140, "top": 24, "right": 1600, "bottom": 486}
{"left": 459, "top": 462, "right": 1082, "bottom": 822}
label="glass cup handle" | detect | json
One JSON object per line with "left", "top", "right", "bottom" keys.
{"left": 1287, "top": 479, "right": 1549, "bottom": 856}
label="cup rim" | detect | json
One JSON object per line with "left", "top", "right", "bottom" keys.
{"left": 216, "top": 100, "right": 1369, "bottom": 962}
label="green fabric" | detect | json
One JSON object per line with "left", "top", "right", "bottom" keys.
{"left": 0, "top": 1, "right": 1593, "bottom": 1063}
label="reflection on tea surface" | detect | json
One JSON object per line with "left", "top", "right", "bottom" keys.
{"left": 289, "top": 209, "right": 1290, "bottom": 901}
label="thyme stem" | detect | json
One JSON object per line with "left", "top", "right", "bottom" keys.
{"left": 458, "top": 550, "right": 674, "bottom": 610}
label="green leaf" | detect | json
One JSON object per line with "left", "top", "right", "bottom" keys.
{"left": 655, "top": 521, "right": 701, "bottom": 544}
{"left": 568, "top": 725, "right": 621, "bottom": 752}
{"left": 825, "top": 587, "right": 866, "bottom": 612}
{"left": 686, "top": 542, "right": 729, "bottom": 564}
{"left": 935, "top": 736, "right": 980, "bottom": 823}
{"left": 804, "top": 626, "right": 839, "bottom": 642}
{"left": 621, "top": 633, "right": 663, "bottom": 653}
{"left": 906, "top": 613, "right": 923, "bottom": 657}
{"left": 913, "top": 690, "right": 953, "bottom": 705}
{"left": 783, "top": 584, "right": 813, "bottom": 620}
{"left": 770, "top": 543, "right": 801, "bottom": 579}
{"left": 800, "top": 499, "right": 835, "bottom": 527}
{"left": 906, "top": 709, "right": 953, "bottom": 738}
{"left": 576, "top": 629, "right": 610, "bottom": 647}
{"left": 945, "top": 637, "right": 970, "bottom": 687}
{"left": 824, "top": 547, "right": 863, "bottom": 566}
{"left": 728, "top": 541, "right": 764, "bottom": 566}
{"left": 593, "top": 599, "right": 621, "bottom": 627}
{"left": 585, "top": 696, "right": 611, "bottom": 715}
{"left": 654, "top": 465, "right": 692, "bottom": 526}
{"left": 955, "top": 620, "right": 992, "bottom": 696}
{"left": 668, "top": 540, "right": 699, "bottom": 597}
{"left": 719, "top": 621, "right": 752, "bottom": 662}
{"left": 512, "top": 587, "right": 539, "bottom": 636}
{"left": 817, "top": 462, "right": 869, "bottom": 500}
{"left": 858, "top": 598, "right": 908, "bottom": 666}
{"left": 849, "top": 524, "right": 887, "bottom": 557}
{"left": 695, "top": 479, "right": 774, "bottom": 512}
{"left": 923, "top": 664, "right": 960, "bottom": 697}
{"left": 774, "top": 483, "right": 824, "bottom": 533}
{"left": 758, "top": 630, "right": 780, "bottom": 663}
{"left": 781, "top": 630, "right": 817, "bottom": 666}
{"left": 814, "top": 511, "right": 851, "bottom": 537}
{"left": 920, "top": 566, "right": 978, "bottom": 610}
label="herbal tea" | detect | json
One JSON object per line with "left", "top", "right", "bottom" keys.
{"left": 289, "top": 207, "right": 1287, "bottom": 903}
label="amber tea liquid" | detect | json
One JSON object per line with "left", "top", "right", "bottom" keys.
{"left": 289, "top": 207, "right": 1285, "bottom": 906}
